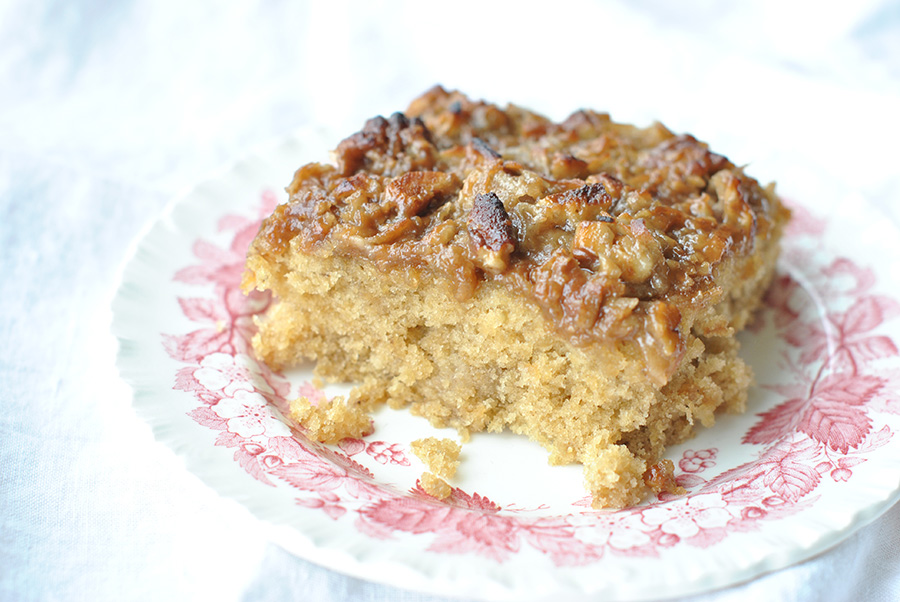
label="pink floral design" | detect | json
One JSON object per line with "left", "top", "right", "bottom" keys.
{"left": 339, "top": 438, "right": 366, "bottom": 456}
{"left": 642, "top": 493, "right": 731, "bottom": 540}
{"left": 160, "top": 193, "right": 899, "bottom": 567}
{"left": 679, "top": 449, "right": 717, "bottom": 473}
{"left": 193, "top": 352, "right": 273, "bottom": 397}
{"left": 297, "top": 491, "right": 348, "bottom": 520}
{"left": 366, "top": 442, "right": 410, "bottom": 466}
{"left": 212, "top": 390, "right": 291, "bottom": 439}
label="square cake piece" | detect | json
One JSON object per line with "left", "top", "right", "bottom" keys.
{"left": 242, "top": 86, "right": 790, "bottom": 508}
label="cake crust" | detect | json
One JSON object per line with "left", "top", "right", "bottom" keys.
{"left": 243, "top": 86, "right": 790, "bottom": 508}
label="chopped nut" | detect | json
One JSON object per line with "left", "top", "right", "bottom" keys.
{"left": 386, "top": 171, "right": 459, "bottom": 217}
{"left": 586, "top": 173, "right": 626, "bottom": 198}
{"left": 560, "top": 108, "right": 612, "bottom": 138}
{"left": 467, "top": 192, "right": 516, "bottom": 273}
{"left": 550, "top": 153, "right": 589, "bottom": 179}
{"left": 642, "top": 300, "right": 685, "bottom": 386}
{"left": 472, "top": 137, "right": 502, "bottom": 160}
{"left": 611, "top": 218, "right": 665, "bottom": 283}
{"left": 546, "top": 183, "right": 612, "bottom": 208}
{"left": 710, "top": 170, "right": 755, "bottom": 235}
{"left": 573, "top": 220, "right": 619, "bottom": 276}
{"left": 467, "top": 192, "right": 514, "bottom": 250}
{"left": 334, "top": 111, "right": 436, "bottom": 176}
{"left": 641, "top": 134, "right": 729, "bottom": 177}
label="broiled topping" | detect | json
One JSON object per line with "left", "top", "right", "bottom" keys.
{"left": 639, "top": 134, "right": 732, "bottom": 199}
{"left": 406, "top": 85, "right": 516, "bottom": 146}
{"left": 645, "top": 134, "right": 730, "bottom": 176}
{"left": 252, "top": 87, "right": 789, "bottom": 383}
{"left": 710, "top": 170, "right": 756, "bottom": 236}
{"left": 335, "top": 111, "right": 436, "bottom": 176}
{"left": 572, "top": 216, "right": 665, "bottom": 284}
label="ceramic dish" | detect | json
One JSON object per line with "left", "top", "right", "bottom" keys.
{"left": 112, "top": 130, "right": 900, "bottom": 601}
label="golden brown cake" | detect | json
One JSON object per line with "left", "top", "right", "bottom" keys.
{"left": 243, "top": 86, "right": 790, "bottom": 508}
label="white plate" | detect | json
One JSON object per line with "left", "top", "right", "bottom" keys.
{"left": 112, "top": 130, "right": 900, "bottom": 601}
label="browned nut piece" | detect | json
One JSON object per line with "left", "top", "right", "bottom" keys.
{"left": 467, "top": 192, "right": 516, "bottom": 273}
{"left": 386, "top": 171, "right": 459, "bottom": 218}
{"left": 550, "top": 153, "right": 589, "bottom": 179}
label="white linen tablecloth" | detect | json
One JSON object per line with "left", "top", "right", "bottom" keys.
{"left": 3, "top": 1, "right": 899, "bottom": 600}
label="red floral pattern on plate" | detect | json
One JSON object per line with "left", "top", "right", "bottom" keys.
{"left": 161, "top": 192, "right": 899, "bottom": 567}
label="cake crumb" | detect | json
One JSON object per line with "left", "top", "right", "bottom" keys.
{"left": 583, "top": 443, "right": 647, "bottom": 509}
{"left": 411, "top": 437, "right": 461, "bottom": 480}
{"left": 290, "top": 396, "right": 372, "bottom": 444}
{"left": 420, "top": 472, "right": 452, "bottom": 499}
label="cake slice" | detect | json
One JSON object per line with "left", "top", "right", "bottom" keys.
{"left": 242, "top": 86, "right": 790, "bottom": 508}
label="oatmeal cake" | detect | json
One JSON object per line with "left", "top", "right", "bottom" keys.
{"left": 243, "top": 86, "right": 790, "bottom": 508}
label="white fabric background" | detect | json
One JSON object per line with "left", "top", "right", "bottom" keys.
{"left": 2, "top": 1, "right": 899, "bottom": 600}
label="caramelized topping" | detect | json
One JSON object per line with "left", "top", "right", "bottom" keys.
{"left": 335, "top": 112, "right": 436, "bottom": 177}
{"left": 252, "top": 86, "right": 787, "bottom": 384}
{"left": 553, "top": 183, "right": 613, "bottom": 208}
{"left": 386, "top": 171, "right": 459, "bottom": 218}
